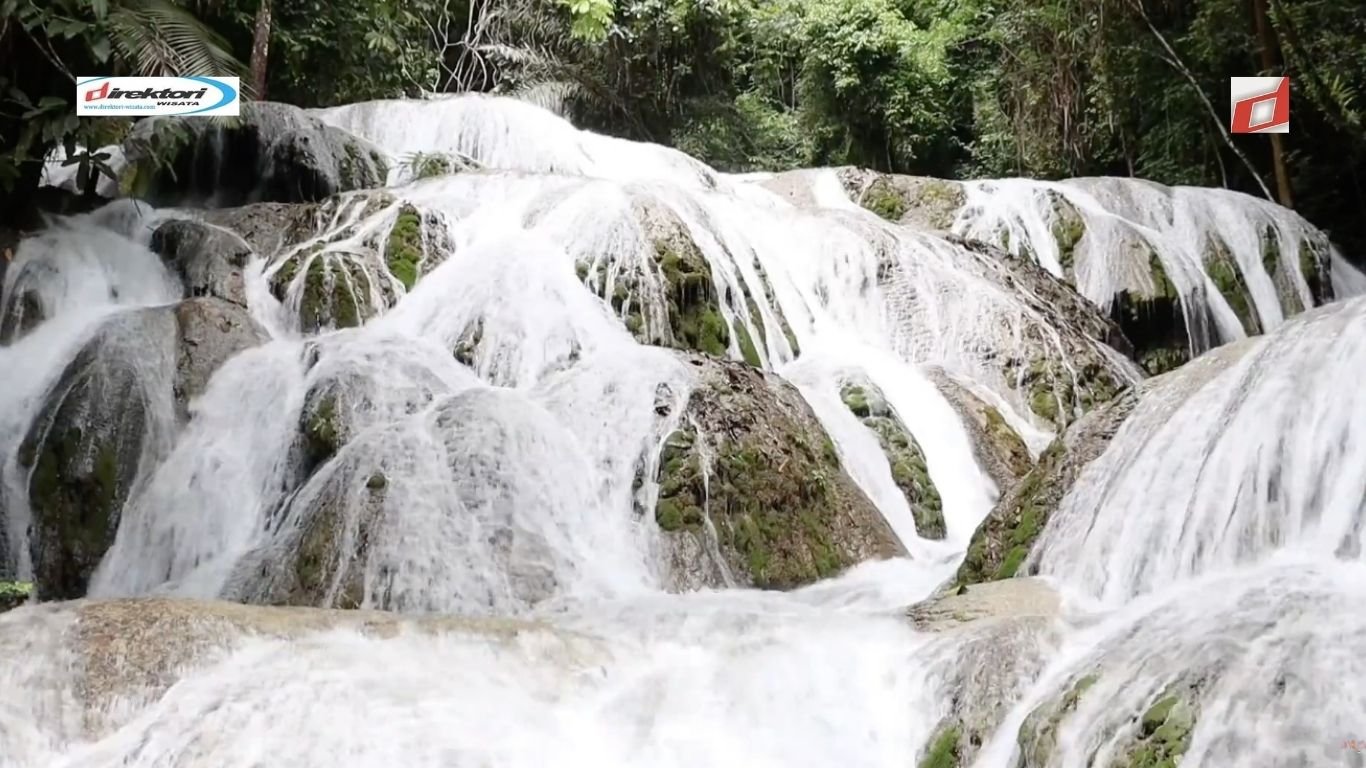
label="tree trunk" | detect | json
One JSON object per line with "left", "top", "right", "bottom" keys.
{"left": 249, "top": 0, "right": 273, "bottom": 100}
{"left": 1253, "top": 0, "right": 1294, "bottom": 207}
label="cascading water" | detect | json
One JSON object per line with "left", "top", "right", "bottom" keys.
{"left": 4, "top": 94, "right": 1365, "bottom": 767}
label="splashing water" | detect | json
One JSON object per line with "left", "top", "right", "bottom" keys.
{"left": 5, "top": 94, "right": 1366, "bottom": 767}
{"left": 1032, "top": 295, "right": 1366, "bottom": 606}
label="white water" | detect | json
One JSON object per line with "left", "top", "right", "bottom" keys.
{"left": 4, "top": 94, "right": 1366, "bottom": 767}
{"left": 1033, "top": 295, "right": 1366, "bottom": 606}
{"left": 951, "top": 177, "right": 1366, "bottom": 354}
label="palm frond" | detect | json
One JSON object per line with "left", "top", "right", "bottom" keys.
{"left": 107, "top": 0, "right": 244, "bottom": 79}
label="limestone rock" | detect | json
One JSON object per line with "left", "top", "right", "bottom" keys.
{"left": 905, "top": 579, "right": 1064, "bottom": 768}
{"left": 173, "top": 297, "right": 268, "bottom": 418}
{"left": 654, "top": 353, "right": 904, "bottom": 590}
{"left": 149, "top": 219, "right": 252, "bottom": 306}
{"left": 18, "top": 308, "right": 178, "bottom": 600}
{"left": 837, "top": 168, "right": 967, "bottom": 231}
{"left": 925, "top": 367, "right": 1035, "bottom": 492}
{"left": 838, "top": 377, "right": 945, "bottom": 539}
{"left": 954, "top": 389, "right": 1139, "bottom": 588}
{"left": 122, "top": 101, "right": 389, "bottom": 207}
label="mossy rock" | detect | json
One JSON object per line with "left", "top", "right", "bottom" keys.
{"left": 654, "top": 355, "right": 903, "bottom": 590}
{"left": 926, "top": 369, "right": 1034, "bottom": 492}
{"left": 285, "top": 463, "right": 385, "bottom": 609}
{"left": 122, "top": 102, "right": 388, "bottom": 207}
{"left": 382, "top": 203, "right": 452, "bottom": 292}
{"left": 20, "top": 308, "right": 178, "bottom": 600}
{"left": 1018, "top": 678, "right": 1199, "bottom": 768}
{"left": 0, "top": 581, "right": 33, "bottom": 613}
{"left": 918, "top": 725, "right": 962, "bottom": 768}
{"left": 1203, "top": 235, "right": 1261, "bottom": 336}
{"left": 270, "top": 249, "right": 379, "bottom": 333}
{"left": 860, "top": 176, "right": 910, "bottom": 222}
{"left": 839, "top": 380, "right": 945, "bottom": 539}
{"left": 851, "top": 172, "right": 966, "bottom": 230}
{"left": 1297, "top": 233, "right": 1334, "bottom": 306}
{"left": 1005, "top": 354, "right": 1125, "bottom": 430}
{"left": 1016, "top": 672, "right": 1101, "bottom": 767}
{"left": 1110, "top": 252, "right": 1191, "bottom": 376}
{"left": 1046, "top": 191, "right": 1087, "bottom": 275}
{"left": 955, "top": 390, "right": 1138, "bottom": 589}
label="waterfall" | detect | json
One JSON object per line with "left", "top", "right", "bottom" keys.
{"left": 4, "top": 93, "right": 1365, "bottom": 767}
{"left": 1031, "top": 295, "right": 1366, "bottom": 606}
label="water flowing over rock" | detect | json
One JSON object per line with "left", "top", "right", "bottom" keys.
{"left": 1031, "top": 296, "right": 1366, "bottom": 606}
{"left": 654, "top": 354, "right": 903, "bottom": 590}
{"left": 3, "top": 93, "right": 1365, "bottom": 768}
{"left": 121, "top": 102, "right": 388, "bottom": 207}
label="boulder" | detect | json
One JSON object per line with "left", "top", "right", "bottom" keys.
{"left": 905, "top": 579, "right": 1064, "bottom": 768}
{"left": 837, "top": 377, "right": 945, "bottom": 539}
{"left": 654, "top": 353, "right": 904, "bottom": 590}
{"left": 173, "top": 297, "right": 269, "bottom": 418}
{"left": 121, "top": 102, "right": 389, "bottom": 207}
{"left": 954, "top": 389, "right": 1138, "bottom": 588}
{"left": 18, "top": 308, "right": 178, "bottom": 600}
{"left": 924, "top": 367, "right": 1034, "bottom": 492}
{"left": 149, "top": 219, "right": 252, "bottom": 306}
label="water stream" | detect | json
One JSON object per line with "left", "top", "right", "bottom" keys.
{"left": 3, "top": 94, "right": 1364, "bottom": 767}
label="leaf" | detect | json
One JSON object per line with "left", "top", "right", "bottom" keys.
{"left": 91, "top": 36, "right": 112, "bottom": 62}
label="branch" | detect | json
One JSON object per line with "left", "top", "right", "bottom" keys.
{"left": 1125, "top": 0, "right": 1273, "bottom": 200}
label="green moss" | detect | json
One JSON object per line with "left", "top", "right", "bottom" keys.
{"left": 838, "top": 381, "right": 944, "bottom": 539}
{"left": 955, "top": 440, "right": 1065, "bottom": 587}
{"left": 0, "top": 581, "right": 32, "bottom": 612}
{"left": 735, "top": 320, "right": 762, "bottom": 367}
{"left": 300, "top": 256, "right": 328, "bottom": 331}
{"left": 303, "top": 391, "right": 343, "bottom": 467}
{"left": 385, "top": 205, "right": 423, "bottom": 290}
{"left": 366, "top": 472, "right": 387, "bottom": 490}
{"left": 1298, "top": 237, "right": 1330, "bottom": 305}
{"left": 982, "top": 406, "right": 1033, "bottom": 477}
{"left": 841, "top": 384, "right": 871, "bottom": 418}
{"left": 1205, "top": 239, "right": 1259, "bottom": 335}
{"left": 920, "top": 726, "right": 961, "bottom": 768}
{"left": 1049, "top": 195, "right": 1086, "bottom": 273}
{"left": 657, "top": 241, "right": 731, "bottom": 358}
{"left": 1149, "top": 252, "right": 1178, "bottom": 300}
{"left": 860, "top": 178, "right": 909, "bottom": 222}
{"left": 1124, "top": 694, "right": 1195, "bottom": 768}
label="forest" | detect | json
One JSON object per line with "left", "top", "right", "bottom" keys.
{"left": 2, "top": 0, "right": 1365, "bottom": 260}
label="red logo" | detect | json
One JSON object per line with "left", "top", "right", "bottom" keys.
{"left": 1230, "top": 77, "right": 1289, "bottom": 134}
{"left": 83, "top": 82, "right": 111, "bottom": 102}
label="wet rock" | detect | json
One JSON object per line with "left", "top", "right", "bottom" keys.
{"left": 0, "top": 581, "right": 31, "bottom": 614}
{"left": 202, "top": 201, "right": 319, "bottom": 257}
{"left": 20, "top": 308, "right": 178, "bottom": 600}
{"left": 173, "top": 297, "right": 268, "bottom": 419}
{"left": 837, "top": 169, "right": 966, "bottom": 231}
{"left": 907, "top": 577, "right": 1061, "bottom": 631}
{"left": 925, "top": 368, "right": 1035, "bottom": 491}
{"left": 583, "top": 199, "right": 797, "bottom": 366}
{"left": 149, "top": 219, "right": 252, "bottom": 306}
{"left": 655, "top": 353, "right": 904, "bottom": 590}
{"left": 954, "top": 389, "right": 1139, "bottom": 588}
{"left": 121, "top": 101, "right": 389, "bottom": 207}
{"left": 906, "top": 579, "right": 1064, "bottom": 768}
{"left": 838, "top": 378, "right": 945, "bottom": 539}
{"left": 943, "top": 234, "right": 1137, "bottom": 429}
{"left": 0, "top": 597, "right": 579, "bottom": 735}
{"left": 1203, "top": 234, "right": 1262, "bottom": 336}
{"left": 0, "top": 245, "right": 50, "bottom": 344}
